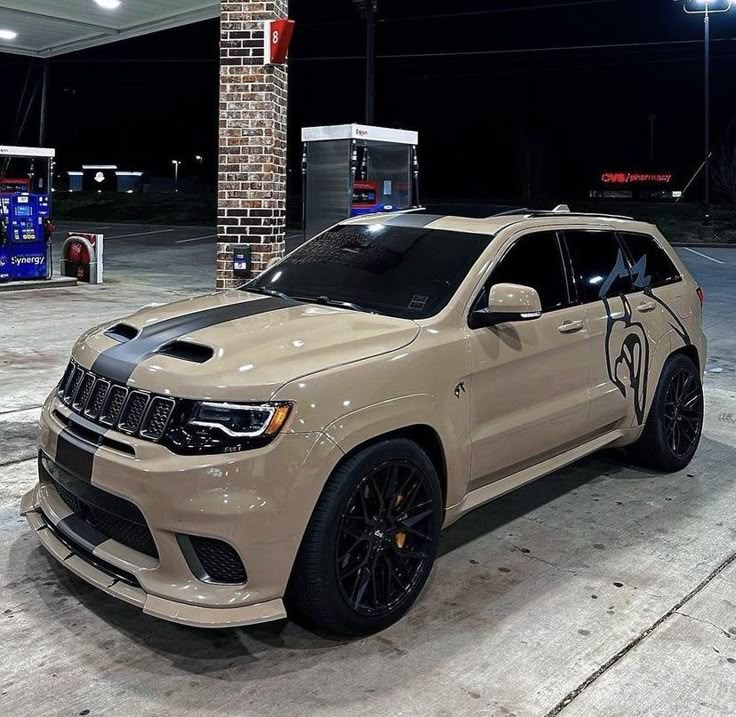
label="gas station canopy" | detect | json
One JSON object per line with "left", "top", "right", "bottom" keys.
{"left": 0, "top": 0, "right": 219, "bottom": 57}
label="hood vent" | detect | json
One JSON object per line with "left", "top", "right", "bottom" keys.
{"left": 105, "top": 323, "right": 139, "bottom": 343}
{"left": 158, "top": 341, "right": 214, "bottom": 364}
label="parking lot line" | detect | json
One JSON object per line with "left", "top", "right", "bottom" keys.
{"left": 107, "top": 229, "right": 176, "bottom": 239}
{"left": 684, "top": 247, "right": 726, "bottom": 265}
{"left": 175, "top": 234, "right": 218, "bottom": 244}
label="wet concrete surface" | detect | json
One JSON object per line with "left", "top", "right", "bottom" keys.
{"left": 1, "top": 229, "right": 735, "bottom": 716}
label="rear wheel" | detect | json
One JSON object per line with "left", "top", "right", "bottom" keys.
{"left": 288, "top": 439, "right": 442, "bottom": 636}
{"left": 631, "top": 353, "right": 704, "bottom": 472}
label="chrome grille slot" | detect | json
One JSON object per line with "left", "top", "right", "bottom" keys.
{"left": 84, "top": 379, "right": 110, "bottom": 420}
{"left": 58, "top": 362, "right": 74, "bottom": 398}
{"left": 100, "top": 385, "right": 129, "bottom": 427}
{"left": 64, "top": 366, "right": 85, "bottom": 405}
{"left": 118, "top": 391, "right": 150, "bottom": 434}
{"left": 72, "top": 372, "right": 96, "bottom": 412}
{"left": 140, "top": 397, "right": 176, "bottom": 440}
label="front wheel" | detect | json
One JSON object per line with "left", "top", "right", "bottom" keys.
{"left": 287, "top": 439, "right": 443, "bottom": 636}
{"left": 630, "top": 353, "right": 704, "bottom": 472}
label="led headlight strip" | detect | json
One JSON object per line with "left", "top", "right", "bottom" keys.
{"left": 190, "top": 402, "right": 292, "bottom": 439}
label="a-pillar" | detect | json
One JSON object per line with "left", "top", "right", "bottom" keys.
{"left": 217, "top": 0, "right": 289, "bottom": 289}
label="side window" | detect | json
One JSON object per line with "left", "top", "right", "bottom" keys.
{"left": 482, "top": 231, "right": 570, "bottom": 313}
{"left": 564, "top": 230, "right": 634, "bottom": 303}
{"left": 619, "top": 232, "right": 682, "bottom": 289}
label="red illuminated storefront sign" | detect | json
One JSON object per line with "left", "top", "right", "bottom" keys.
{"left": 601, "top": 172, "right": 673, "bottom": 185}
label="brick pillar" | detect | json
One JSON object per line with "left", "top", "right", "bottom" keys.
{"left": 217, "top": 1, "right": 289, "bottom": 289}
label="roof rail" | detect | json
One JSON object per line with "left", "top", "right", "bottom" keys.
{"left": 523, "top": 210, "right": 635, "bottom": 221}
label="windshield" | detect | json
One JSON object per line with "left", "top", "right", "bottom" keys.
{"left": 246, "top": 223, "right": 492, "bottom": 319}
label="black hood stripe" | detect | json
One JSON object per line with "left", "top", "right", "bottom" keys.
{"left": 92, "top": 295, "right": 297, "bottom": 384}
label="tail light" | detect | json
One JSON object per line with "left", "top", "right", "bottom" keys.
{"left": 696, "top": 287, "right": 705, "bottom": 306}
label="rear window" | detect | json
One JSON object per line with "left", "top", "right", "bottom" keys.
{"left": 619, "top": 232, "right": 682, "bottom": 289}
{"left": 563, "top": 230, "right": 634, "bottom": 303}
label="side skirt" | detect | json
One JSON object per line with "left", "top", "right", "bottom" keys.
{"left": 443, "top": 429, "right": 626, "bottom": 527}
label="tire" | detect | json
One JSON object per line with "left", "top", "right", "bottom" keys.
{"left": 630, "top": 353, "right": 704, "bottom": 472}
{"left": 287, "top": 438, "right": 443, "bottom": 637}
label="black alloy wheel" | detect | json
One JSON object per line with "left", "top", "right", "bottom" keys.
{"left": 663, "top": 365, "right": 704, "bottom": 460}
{"left": 631, "top": 353, "right": 704, "bottom": 472}
{"left": 335, "top": 459, "right": 437, "bottom": 618}
{"left": 288, "top": 439, "right": 443, "bottom": 636}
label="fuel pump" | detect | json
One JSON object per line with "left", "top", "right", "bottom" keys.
{"left": 0, "top": 145, "right": 55, "bottom": 283}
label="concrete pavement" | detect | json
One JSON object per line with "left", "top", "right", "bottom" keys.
{"left": 1, "top": 232, "right": 735, "bottom": 717}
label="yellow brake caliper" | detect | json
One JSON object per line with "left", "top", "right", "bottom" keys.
{"left": 394, "top": 494, "right": 407, "bottom": 549}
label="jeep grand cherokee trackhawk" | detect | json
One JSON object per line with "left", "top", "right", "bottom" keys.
{"left": 21, "top": 208, "right": 706, "bottom": 636}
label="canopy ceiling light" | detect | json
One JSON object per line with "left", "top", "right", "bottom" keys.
{"left": 0, "top": 1, "right": 219, "bottom": 57}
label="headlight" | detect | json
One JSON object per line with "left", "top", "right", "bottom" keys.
{"left": 163, "top": 401, "right": 293, "bottom": 455}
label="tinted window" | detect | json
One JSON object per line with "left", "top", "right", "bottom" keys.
{"left": 564, "top": 231, "right": 633, "bottom": 303}
{"left": 484, "top": 232, "right": 569, "bottom": 313}
{"left": 248, "top": 224, "right": 491, "bottom": 319}
{"left": 620, "top": 232, "right": 682, "bottom": 289}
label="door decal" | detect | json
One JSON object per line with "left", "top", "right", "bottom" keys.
{"left": 603, "top": 295, "right": 649, "bottom": 424}
{"left": 602, "top": 289, "right": 691, "bottom": 426}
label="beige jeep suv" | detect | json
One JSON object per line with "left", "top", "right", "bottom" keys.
{"left": 21, "top": 208, "right": 706, "bottom": 636}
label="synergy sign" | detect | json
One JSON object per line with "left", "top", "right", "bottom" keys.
{"left": 601, "top": 172, "right": 674, "bottom": 185}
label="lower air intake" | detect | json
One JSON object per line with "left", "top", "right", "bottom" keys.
{"left": 186, "top": 536, "right": 248, "bottom": 584}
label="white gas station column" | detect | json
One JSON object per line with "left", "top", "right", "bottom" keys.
{"left": 217, "top": 0, "right": 289, "bottom": 289}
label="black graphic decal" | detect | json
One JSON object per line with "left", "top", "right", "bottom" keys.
{"left": 644, "top": 288, "right": 691, "bottom": 346}
{"left": 629, "top": 254, "right": 652, "bottom": 290}
{"left": 603, "top": 295, "right": 650, "bottom": 425}
{"left": 599, "top": 249, "right": 631, "bottom": 299}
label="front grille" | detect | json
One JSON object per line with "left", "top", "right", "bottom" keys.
{"left": 64, "top": 366, "right": 85, "bottom": 405}
{"left": 118, "top": 391, "right": 150, "bottom": 434}
{"left": 58, "top": 359, "right": 177, "bottom": 444}
{"left": 85, "top": 379, "right": 110, "bottom": 420}
{"left": 73, "top": 372, "right": 96, "bottom": 412}
{"left": 141, "top": 397, "right": 177, "bottom": 440}
{"left": 47, "top": 472, "right": 158, "bottom": 559}
{"left": 189, "top": 536, "right": 247, "bottom": 584}
{"left": 100, "top": 385, "right": 128, "bottom": 427}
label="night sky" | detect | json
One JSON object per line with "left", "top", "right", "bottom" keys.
{"left": 2, "top": 0, "right": 736, "bottom": 202}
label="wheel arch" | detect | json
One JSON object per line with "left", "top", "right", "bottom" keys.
{"left": 331, "top": 424, "right": 449, "bottom": 509}
{"left": 670, "top": 344, "right": 701, "bottom": 374}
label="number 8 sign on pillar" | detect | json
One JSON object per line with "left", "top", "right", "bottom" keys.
{"left": 264, "top": 19, "right": 296, "bottom": 65}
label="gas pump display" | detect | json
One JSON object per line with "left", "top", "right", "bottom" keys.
{"left": 0, "top": 178, "right": 30, "bottom": 193}
{"left": 352, "top": 180, "right": 380, "bottom": 215}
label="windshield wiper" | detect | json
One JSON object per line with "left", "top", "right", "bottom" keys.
{"left": 298, "top": 295, "right": 379, "bottom": 315}
{"left": 245, "top": 286, "right": 294, "bottom": 302}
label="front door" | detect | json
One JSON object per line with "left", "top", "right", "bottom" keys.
{"left": 467, "top": 230, "right": 591, "bottom": 490}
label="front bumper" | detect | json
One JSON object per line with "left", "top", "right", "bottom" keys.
{"left": 22, "top": 393, "right": 344, "bottom": 628}
{"left": 21, "top": 487, "right": 287, "bottom": 628}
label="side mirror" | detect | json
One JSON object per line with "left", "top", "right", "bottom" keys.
{"left": 471, "top": 283, "right": 543, "bottom": 328}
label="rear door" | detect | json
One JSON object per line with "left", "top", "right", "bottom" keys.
{"left": 467, "top": 230, "right": 591, "bottom": 490}
{"left": 563, "top": 230, "right": 670, "bottom": 434}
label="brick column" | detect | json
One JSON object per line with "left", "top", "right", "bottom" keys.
{"left": 217, "top": 1, "right": 289, "bottom": 289}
